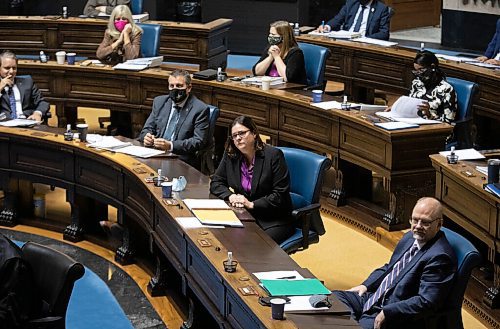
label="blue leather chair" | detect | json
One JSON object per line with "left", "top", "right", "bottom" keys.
{"left": 136, "top": 23, "right": 162, "bottom": 58}
{"left": 446, "top": 77, "right": 479, "bottom": 150}
{"left": 278, "top": 147, "right": 331, "bottom": 254}
{"left": 425, "top": 227, "right": 482, "bottom": 329}
{"left": 130, "top": 0, "right": 143, "bottom": 15}
{"left": 198, "top": 105, "right": 219, "bottom": 175}
{"left": 298, "top": 42, "right": 330, "bottom": 90}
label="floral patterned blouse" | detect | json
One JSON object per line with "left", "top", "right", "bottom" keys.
{"left": 409, "top": 78, "right": 457, "bottom": 123}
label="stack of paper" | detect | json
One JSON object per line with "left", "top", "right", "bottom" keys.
{"left": 113, "top": 56, "right": 164, "bottom": 71}
{"left": 0, "top": 119, "right": 40, "bottom": 127}
{"left": 352, "top": 37, "right": 398, "bottom": 47}
{"left": 375, "top": 96, "right": 441, "bottom": 124}
{"left": 375, "top": 121, "right": 419, "bottom": 130}
{"left": 309, "top": 30, "right": 361, "bottom": 39}
{"left": 241, "top": 76, "right": 284, "bottom": 86}
{"left": 97, "top": 12, "right": 150, "bottom": 22}
{"left": 183, "top": 199, "right": 243, "bottom": 227}
{"left": 439, "top": 148, "right": 485, "bottom": 161}
{"left": 87, "top": 136, "right": 132, "bottom": 149}
{"left": 436, "top": 54, "right": 479, "bottom": 63}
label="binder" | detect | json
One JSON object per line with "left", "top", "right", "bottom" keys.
{"left": 260, "top": 278, "right": 330, "bottom": 296}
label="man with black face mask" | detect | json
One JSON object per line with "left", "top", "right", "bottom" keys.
{"left": 139, "top": 69, "right": 209, "bottom": 169}
{"left": 316, "top": 0, "right": 391, "bottom": 40}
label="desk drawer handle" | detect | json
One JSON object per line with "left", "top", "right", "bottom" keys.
{"left": 444, "top": 184, "right": 448, "bottom": 196}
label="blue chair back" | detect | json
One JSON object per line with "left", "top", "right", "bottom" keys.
{"left": 130, "top": 0, "right": 143, "bottom": 15}
{"left": 198, "top": 105, "right": 219, "bottom": 175}
{"left": 298, "top": 42, "right": 330, "bottom": 89}
{"left": 136, "top": 23, "right": 162, "bottom": 58}
{"left": 433, "top": 227, "right": 482, "bottom": 328}
{"left": 278, "top": 147, "right": 331, "bottom": 253}
{"left": 447, "top": 77, "right": 478, "bottom": 122}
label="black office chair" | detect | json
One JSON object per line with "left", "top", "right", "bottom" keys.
{"left": 198, "top": 105, "right": 220, "bottom": 175}
{"left": 22, "top": 242, "right": 85, "bottom": 329}
{"left": 278, "top": 147, "right": 331, "bottom": 254}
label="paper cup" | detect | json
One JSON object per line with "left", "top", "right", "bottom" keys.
{"left": 270, "top": 298, "right": 286, "bottom": 320}
{"left": 261, "top": 76, "right": 271, "bottom": 91}
{"left": 66, "top": 52, "right": 76, "bottom": 65}
{"left": 161, "top": 182, "right": 173, "bottom": 198}
{"left": 312, "top": 90, "right": 323, "bottom": 103}
{"left": 76, "top": 123, "right": 88, "bottom": 142}
{"left": 56, "top": 51, "right": 66, "bottom": 65}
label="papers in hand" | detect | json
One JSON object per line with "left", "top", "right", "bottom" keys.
{"left": 241, "top": 76, "right": 284, "bottom": 86}
{"left": 113, "top": 56, "right": 164, "bottom": 71}
{"left": 0, "top": 119, "right": 40, "bottom": 127}
{"left": 375, "top": 96, "right": 441, "bottom": 124}
{"left": 439, "top": 148, "right": 485, "bottom": 161}
{"left": 183, "top": 199, "right": 243, "bottom": 227}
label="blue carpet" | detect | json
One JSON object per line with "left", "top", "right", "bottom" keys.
{"left": 14, "top": 241, "right": 133, "bottom": 329}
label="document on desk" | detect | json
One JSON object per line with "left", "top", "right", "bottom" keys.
{"left": 241, "top": 76, "right": 284, "bottom": 86}
{"left": 439, "top": 148, "right": 485, "bottom": 160}
{"left": 0, "top": 119, "right": 40, "bottom": 127}
{"left": 374, "top": 121, "right": 419, "bottom": 130}
{"left": 253, "top": 270, "right": 304, "bottom": 281}
{"left": 175, "top": 217, "right": 224, "bottom": 229}
{"left": 183, "top": 199, "right": 243, "bottom": 227}
{"left": 469, "top": 62, "right": 500, "bottom": 69}
{"left": 308, "top": 30, "right": 361, "bottom": 39}
{"left": 87, "top": 136, "right": 132, "bottom": 150}
{"left": 435, "top": 54, "right": 479, "bottom": 63}
{"left": 285, "top": 296, "right": 329, "bottom": 312}
{"left": 260, "top": 278, "right": 331, "bottom": 296}
{"left": 352, "top": 37, "right": 398, "bottom": 47}
{"left": 112, "top": 145, "right": 166, "bottom": 158}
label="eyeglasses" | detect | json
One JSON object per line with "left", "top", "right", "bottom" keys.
{"left": 409, "top": 217, "right": 440, "bottom": 228}
{"left": 230, "top": 130, "right": 250, "bottom": 140}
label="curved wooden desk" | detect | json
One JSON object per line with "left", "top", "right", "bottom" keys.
{"left": 17, "top": 60, "right": 452, "bottom": 232}
{"left": 0, "top": 126, "right": 358, "bottom": 329}
{"left": 296, "top": 34, "right": 500, "bottom": 148}
{"left": 0, "top": 16, "right": 232, "bottom": 70}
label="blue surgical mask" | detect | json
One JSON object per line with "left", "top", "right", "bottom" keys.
{"left": 171, "top": 176, "right": 187, "bottom": 192}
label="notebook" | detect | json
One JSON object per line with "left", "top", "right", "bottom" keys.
{"left": 183, "top": 199, "right": 243, "bottom": 227}
{"left": 260, "top": 278, "right": 331, "bottom": 296}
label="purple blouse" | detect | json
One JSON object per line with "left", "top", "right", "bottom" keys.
{"left": 240, "top": 156, "right": 255, "bottom": 193}
{"left": 268, "top": 63, "right": 280, "bottom": 77}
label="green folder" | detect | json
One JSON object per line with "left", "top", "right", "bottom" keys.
{"left": 260, "top": 279, "right": 330, "bottom": 296}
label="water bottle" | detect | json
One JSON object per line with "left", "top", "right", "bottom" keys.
{"left": 39, "top": 51, "right": 47, "bottom": 63}
{"left": 216, "top": 67, "right": 225, "bottom": 82}
{"left": 62, "top": 6, "right": 68, "bottom": 19}
{"left": 420, "top": 42, "right": 425, "bottom": 51}
{"left": 294, "top": 23, "right": 300, "bottom": 36}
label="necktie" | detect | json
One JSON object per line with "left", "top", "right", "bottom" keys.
{"left": 353, "top": 6, "right": 367, "bottom": 33}
{"left": 163, "top": 105, "right": 181, "bottom": 140}
{"left": 363, "top": 243, "right": 419, "bottom": 312}
{"left": 8, "top": 88, "right": 17, "bottom": 119}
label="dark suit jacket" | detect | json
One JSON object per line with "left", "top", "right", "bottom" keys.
{"left": 327, "top": 0, "right": 390, "bottom": 40}
{"left": 485, "top": 18, "right": 500, "bottom": 59}
{"left": 138, "top": 93, "right": 209, "bottom": 169}
{"left": 0, "top": 76, "right": 49, "bottom": 119}
{"left": 84, "top": 0, "right": 130, "bottom": 16}
{"left": 362, "top": 231, "right": 457, "bottom": 326}
{"left": 210, "top": 145, "right": 293, "bottom": 231}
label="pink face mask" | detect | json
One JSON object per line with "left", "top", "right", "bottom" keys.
{"left": 114, "top": 20, "right": 128, "bottom": 32}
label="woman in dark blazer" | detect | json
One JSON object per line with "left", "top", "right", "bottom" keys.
{"left": 252, "top": 20, "right": 307, "bottom": 85}
{"left": 210, "top": 116, "right": 294, "bottom": 243}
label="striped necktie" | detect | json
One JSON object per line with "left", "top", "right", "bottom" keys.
{"left": 8, "top": 88, "right": 17, "bottom": 119}
{"left": 163, "top": 105, "right": 181, "bottom": 140}
{"left": 363, "top": 243, "right": 419, "bottom": 312}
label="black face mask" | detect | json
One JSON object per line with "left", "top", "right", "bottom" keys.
{"left": 268, "top": 35, "right": 283, "bottom": 46}
{"left": 169, "top": 88, "right": 188, "bottom": 103}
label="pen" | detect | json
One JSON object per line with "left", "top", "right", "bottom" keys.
{"left": 276, "top": 276, "right": 296, "bottom": 279}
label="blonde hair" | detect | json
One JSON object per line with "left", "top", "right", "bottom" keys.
{"left": 270, "top": 20, "right": 298, "bottom": 58}
{"left": 107, "top": 5, "right": 142, "bottom": 39}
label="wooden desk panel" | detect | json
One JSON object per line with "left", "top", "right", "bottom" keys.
{"left": 0, "top": 16, "right": 232, "bottom": 70}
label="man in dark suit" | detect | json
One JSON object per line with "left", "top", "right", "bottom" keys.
{"left": 139, "top": 69, "right": 209, "bottom": 169}
{"left": 317, "top": 0, "right": 391, "bottom": 40}
{"left": 333, "top": 197, "right": 457, "bottom": 329}
{"left": 0, "top": 50, "right": 49, "bottom": 122}
{"left": 84, "top": 0, "right": 130, "bottom": 16}
{"left": 477, "top": 18, "right": 500, "bottom": 66}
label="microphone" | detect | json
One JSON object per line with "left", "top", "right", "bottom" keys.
{"left": 4, "top": 86, "right": 11, "bottom": 95}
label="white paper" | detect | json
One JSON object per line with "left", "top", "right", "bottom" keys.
{"left": 87, "top": 136, "right": 132, "bottom": 149}
{"left": 97, "top": 13, "right": 149, "bottom": 22}
{"left": 476, "top": 166, "right": 488, "bottom": 176}
{"left": 126, "top": 56, "right": 164, "bottom": 68}
{"left": 375, "top": 122, "right": 419, "bottom": 130}
{"left": 253, "top": 270, "right": 304, "bottom": 281}
{"left": 469, "top": 62, "right": 500, "bottom": 69}
{"left": 390, "top": 96, "right": 424, "bottom": 118}
{"left": 439, "top": 148, "right": 485, "bottom": 160}
{"left": 352, "top": 37, "right": 398, "bottom": 47}
{"left": 435, "top": 54, "right": 479, "bottom": 63}
{"left": 309, "top": 30, "right": 361, "bottom": 39}
{"left": 0, "top": 119, "right": 40, "bottom": 127}
{"left": 310, "top": 101, "right": 343, "bottom": 110}
{"left": 182, "top": 199, "right": 230, "bottom": 210}
{"left": 285, "top": 296, "right": 329, "bottom": 312}
{"left": 113, "top": 145, "right": 165, "bottom": 158}
{"left": 174, "top": 217, "right": 224, "bottom": 229}
{"left": 241, "top": 76, "right": 284, "bottom": 86}
{"left": 113, "top": 62, "right": 149, "bottom": 71}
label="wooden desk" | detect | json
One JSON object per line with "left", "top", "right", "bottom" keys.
{"left": 0, "top": 16, "right": 232, "bottom": 70}
{"left": 430, "top": 154, "right": 500, "bottom": 315}
{"left": 296, "top": 34, "right": 500, "bottom": 149}
{"left": 0, "top": 126, "right": 358, "bottom": 329}
{"left": 16, "top": 60, "right": 453, "bottom": 232}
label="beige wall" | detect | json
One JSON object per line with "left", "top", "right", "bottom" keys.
{"left": 443, "top": 0, "right": 500, "bottom": 15}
